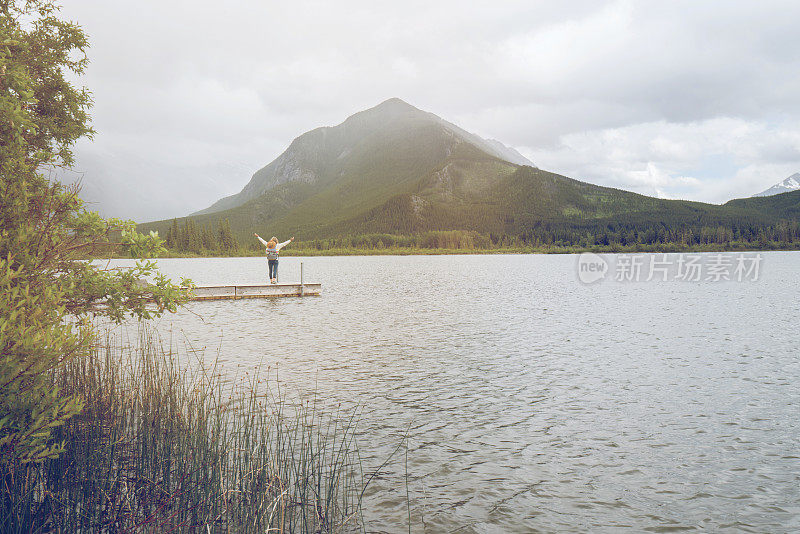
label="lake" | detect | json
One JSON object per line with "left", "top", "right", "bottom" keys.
{"left": 106, "top": 252, "right": 800, "bottom": 532}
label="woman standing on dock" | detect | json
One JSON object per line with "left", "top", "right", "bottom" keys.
{"left": 254, "top": 233, "right": 294, "bottom": 284}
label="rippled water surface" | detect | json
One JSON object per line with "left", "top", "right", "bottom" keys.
{"left": 110, "top": 253, "right": 799, "bottom": 532}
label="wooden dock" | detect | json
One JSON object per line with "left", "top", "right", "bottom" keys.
{"left": 190, "top": 283, "right": 321, "bottom": 300}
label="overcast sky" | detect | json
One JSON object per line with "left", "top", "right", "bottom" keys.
{"left": 59, "top": 0, "right": 800, "bottom": 221}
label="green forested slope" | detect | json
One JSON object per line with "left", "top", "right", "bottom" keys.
{"left": 141, "top": 161, "right": 800, "bottom": 252}
{"left": 724, "top": 190, "right": 800, "bottom": 219}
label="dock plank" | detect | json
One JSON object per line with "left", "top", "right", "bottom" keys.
{"left": 190, "top": 283, "right": 321, "bottom": 300}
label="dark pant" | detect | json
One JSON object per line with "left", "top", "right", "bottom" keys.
{"left": 268, "top": 259, "right": 278, "bottom": 281}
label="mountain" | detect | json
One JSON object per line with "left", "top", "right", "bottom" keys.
{"left": 753, "top": 173, "right": 800, "bottom": 197}
{"left": 141, "top": 99, "right": 800, "bottom": 245}
{"left": 193, "top": 98, "right": 534, "bottom": 216}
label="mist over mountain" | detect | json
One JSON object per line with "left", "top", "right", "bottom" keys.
{"left": 71, "top": 151, "right": 251, "bottom": 221}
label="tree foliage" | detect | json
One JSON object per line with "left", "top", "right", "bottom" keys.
{"left": 0, "top": 0, "right": 191, "bottom": 468}
{"left": 163, "top": 217, "right": 239, "bottom": 254}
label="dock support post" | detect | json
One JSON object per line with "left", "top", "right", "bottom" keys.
{"left": 300, "top": 262, "right": 304, "bottom": 296}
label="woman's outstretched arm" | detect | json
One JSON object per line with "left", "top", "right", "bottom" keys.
{"left": 275, "top": 237, "right": 294, "bottom": 251}
{"left": 254, "top": 233, "right": 269, "bottom": 247}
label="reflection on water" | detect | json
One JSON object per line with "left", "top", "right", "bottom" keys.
{"left": 105, "top": 253, "right": 800, "bottom": 532}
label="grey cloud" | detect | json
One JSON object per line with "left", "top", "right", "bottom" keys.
{"left": 57, "top": 0, "right": 800, "bottom": 220}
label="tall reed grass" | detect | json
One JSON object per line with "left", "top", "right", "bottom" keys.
{"left": 2, "top": 327, "right": 367, "bottom": 533}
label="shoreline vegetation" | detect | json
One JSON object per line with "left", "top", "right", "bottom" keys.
{"left": 150, "top": 243, "right": 800, "bottom": 258}
{"left": 3, "top": 326, "right": 372, "bottom": 532}
{"left": 134, "top": 224, "right": 800, "bottom": 259}
{"left": 111, "top": 241, "right": 800, "bottom": 259}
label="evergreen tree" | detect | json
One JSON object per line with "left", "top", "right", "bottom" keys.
{"left": 201, "top": 224, "right": 218, "bottom": 251}
{"left": 185, "top": 219, "right": 200, "bottom": 252}
{"left": 166, "top": 218, "right": 180, "bottom": 249}
{"left": 218, "top": 218, "right": 237, "bottom": 252}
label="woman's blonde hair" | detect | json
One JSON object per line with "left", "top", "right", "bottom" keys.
{"left": 267, "top": 239, "right": 277, "bottom": 249}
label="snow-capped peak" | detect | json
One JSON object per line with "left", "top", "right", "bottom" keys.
{"left": 753, "top": 173, "right": 800, "bottom": 197}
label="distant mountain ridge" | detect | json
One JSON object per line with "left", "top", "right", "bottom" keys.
{"left": 140, "top": 99, "right": 800, "bottom": 246}
{"left": 194, "top": 98, "right": 534, "bottom": 216}
{"left": 753, "top": 173, "right": 800, "bottom": 197}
